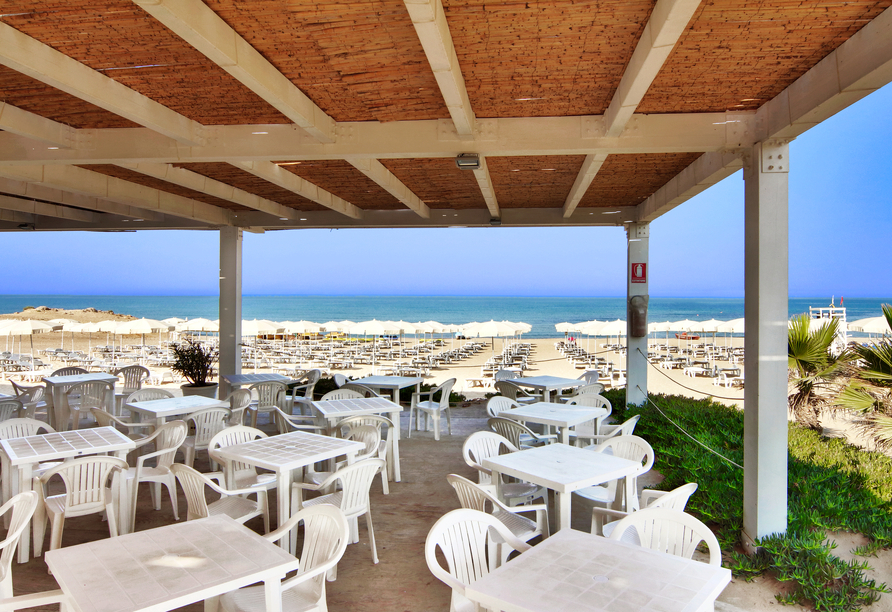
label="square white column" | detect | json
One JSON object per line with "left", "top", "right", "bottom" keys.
{"left": 626, "top": 222, "right": 649, "bottom": 406}
{"left": 219, "top": 226, "right": 243, "bottom": 395}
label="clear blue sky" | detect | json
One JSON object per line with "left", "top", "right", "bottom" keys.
{"left": 2, "top": 83, "right": 890, "bottom": 298}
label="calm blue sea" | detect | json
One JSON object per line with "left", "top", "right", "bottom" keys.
{"left": 0, "top": 295, "right": 888, "bottom": 338}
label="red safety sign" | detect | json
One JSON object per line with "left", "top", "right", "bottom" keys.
{"left": 631, "top": 263, "right": 647, "bottom": 284}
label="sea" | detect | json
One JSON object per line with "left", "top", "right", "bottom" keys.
{"left": 0, "top": 295, "right": 888, "bottom": 339}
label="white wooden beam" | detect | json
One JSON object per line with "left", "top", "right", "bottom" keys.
{"left": 0, "top": 165, "right": 231, "bottom": 225}
{"left": 605, "top": 0, "right": 702, "bottom": 137}
{"left": 230, "top": 161, "right": 363, "bottom": 219}
{"left": 757, "top": 4, "right": 892, "bottom": 141}
{"left": 116, "top": 162, "right": 307, "bottom": 220}
{"left": 636, "top": 151, "right": 742, "bottom": 222}
{"left": 0, "top": 113, "right": 755, "bottom": 165}
{"left": 0, "top": 22, "right": 207, "bottom": 146}
{"left": 0, "top": 193, "right": 97, "bottom": 222}
{"left": 471, "top": 157, "right": 499, "bottom": 218}
{"left": 131, "top": 0, "right": 336, "bottom": 144}
{"left": 562, "top": 154, "right": 609, "bottom": 218}
{"left": 0, "top": 102, "right": 77, "bottom": 148}
{"left": 346, "top": 159, "right": 431, "bottom": 218}
{"left": 403, "top": 0, "right": 476, "bottom": 137}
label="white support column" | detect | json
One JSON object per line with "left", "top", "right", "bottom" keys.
{"left": 219, "top": 227, "right": 243, "bottom": 397}
{"left": 626, "top": 222, "right": 649, "bottom": 406}
{"left": 742, "top": 140, "right": 789, "bottom": 549}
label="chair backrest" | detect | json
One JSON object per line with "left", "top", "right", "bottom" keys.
{"left": 170, "top": 464, "right": 216, "bottom": 520}
{"left": 50, "top": 367, "right": 87, "bottom": 377}
{"left": 250, "top": 381, "right": 287, "bottom": 408}
{"left": 223, "top": 388, "right": 253, "bottom": 425}
{"left": 90, "top": 408, "right": 130, "bottom": 431}
{"left": 0, "top": 400, "right": 22, "bottom": 422}
{"left": 0, "top": 418, "right": 54, "bottom": 439}
{"left": 601, "top": 414, "right": 641, "bottom": 439}
{"left": 577, "top": 370, "right": 601, "bottom": 384}
{"left": 462, "top": 431, "right": 518, "bottom": 484}
{"left": 114, "top": 365, "right": 150, "bottom": 391}
{"left": 339, "top": 383, "right": 379, "bottom": 398}
{"left": 209, "top": 425, "right": 268, "bottom": 482}
{"left": 430, "top": 378, "right": 456, "bottom": 408}
{"left": 328, "top": 459, "right": 385, "bottom": 518}
{"left": 446, "top": 474, "right": 501, "bottom": 513}
{"left": 493, "top": 369, "right": 520, "bottom": 382}
{"left": 493, "top": 380, "right": 526, "bottom": 400}
{"left": 645, "top": 483, "right": 699, "bottom": 511}
{"left": 485, "top": 396, "right": 519, "bottom": 418}
{"left": 10, "top": 381, "right": 44, "bottom": 402}
{"left": 319, "top": 388, "right": 364, "bottom": 401}
{"left": 608, "top": 508, "right": 722, "bottom": 566}
{"left": 333, "top": 373, "right": 349, "bottom": 388}
{"left": 39, "top": 456, "right": 128, "bottom": 516}
{"left": 0, "top": 491, "right": 38, "bottom": 588}
{"left": 335, "top": 414, "right": 392, "bottom": 443}
{"left": 145, "top": 420, "right": 189, "bottom": 470}
{"left": 66, "top": 381, "right": 115, "bottom": 416}
{"left": 340, "top": 424, "right": 381, "bottom": 462}
{"left": 187, "top": 408, "right": 232, "bottom": 446}
{"left": 487, "top": 416, "right": 537, "bottom": 449}
{"left": 594, "top": 434, "right": 655, "bottom": 475}
{"left": 425, "top": 509, "right": 530, "bottom": 610}
{"left": 573, "top": 383, "right": 606, "bottom": 396}
{"left": 269, "top": 506, "right": 350, "bottom": 597}
{"left": 126, "top": 388, "right": 175, "bottom": 404}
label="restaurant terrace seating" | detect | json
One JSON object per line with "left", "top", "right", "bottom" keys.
{"left": 608, "top": 508, "right": 723, "bottom": 566}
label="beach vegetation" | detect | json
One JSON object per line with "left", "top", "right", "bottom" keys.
{"left": 170, "top": 339, "right": 217, "bottom": 387}
{"left": 788, "top": 314, "right": 851, "bottom": 430}
{"left": 605, "top": 390, "right": 892, "bottom": 611}
{"left": 837, "top": 304, "right": 892, "bottom": 449}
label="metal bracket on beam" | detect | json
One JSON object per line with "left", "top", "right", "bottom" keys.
{"left": 760, "top": 140, "right": 790, "bottom": 174}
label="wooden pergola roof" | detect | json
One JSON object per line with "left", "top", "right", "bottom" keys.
{"left": 1, "top": 0, "right": 891, "bottom": 232}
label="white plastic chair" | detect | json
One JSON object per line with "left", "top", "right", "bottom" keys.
{"left": 125, "top": 420, "right": 188, "bottom": 532}
{"left": 0, "top": 419, "right": 57, "bottom": 508}
{"left": 564, "top": 394, "right": 613, "bottom": 446}
{"left": 409, "top": 378, "right": 455, "bottom": 440}
{"left": 447, "top": 474, "right": 548, "bottom": 567}
{"left": 608, "top": 508, "right": 722, "bottom": 566}
{"left": 113, "top": 365, "right": 150, "bottom": 415}
{"left": 574, "top": 434, "right": 655, "bottom": 513}
{"left": 90, "top": 408, "right": 155, "bottom": 442}
{"left": 170, "top": 464, "right": 269, "bottom": 533}
{"left": 594, "top": 482, "right": 698, "bottom": 535}
{"left": 273, "top": 406, "right": 327, "bottom": 436}
{"left": 339, "top": 383, "right": 380, "bottom": 398}
{"left": 33, "top": 456, "right": 129, "bottom": 556}
{"left": 493, "top": 380, "right": 541, "bottom": 405}
{"left": 462, "top": 431, "right": 545, "bottom": 507}
{"left": 223, "top": 389, "right": 252, "bottom": 426}
{"left": 485, "top": 396, "right": 519, "bottom": 418}
{"left": 10, "top": 382, "right": 47, "bottom": 420}
{"left": 0, "top": 491, "right": 38, "bottom": 598}
{"left": 218, "top": 505, "right": 350, "bottom": 612}
{"left": 64, "top": 380, "right": 114, "bottom": 430}
{"left": 332, "top": 414, "right": 393, "bottom": 494}
{"left": 577, "top": 370, "right": 602, "bottom": 385}
{"left": 319, "top": 389, "right": 364, "bottom": 401}
{"left": 487, "top": 416, "right": 555, "bottom": 449}
{"left": 125, "top": 388, "right": 176, "bottom": 404}
{"left": 333, "top": 373, "right": 349, "bottom": 388}
{"left": 304, "top": 422, "right": 383, "bottom": 493}
{"left": 180, "top": 407, "right": 231, "bottom": 468}
{"left": 248, "top": 381, "right": 287, "bottom": 428}
{"left": 0, "top": 401, "right": 21, "bottom": 423}
{"left": 425, "top": 508, "right": 531, "bottom": 612}
{"left": 576, "top": 414, "right": 641, "bottom": 448}
{"left": 49, "top": 367, "right": 87, "bottom": 377}
{"left": 292, "top": 458, "right": 384, "bottom": 565}
{"left": 208, "top": 426, "right": 276, "bottom": 491}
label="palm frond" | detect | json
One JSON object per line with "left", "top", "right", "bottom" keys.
{"left": 836, "top": 384, "right": 881, "bottom": 413}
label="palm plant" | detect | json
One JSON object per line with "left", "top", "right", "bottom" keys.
{"left": 788, "top": 314, "right": 848, "bottom": 429}
{"left": 837, "top": 304, "right": 892, "bottom": 448}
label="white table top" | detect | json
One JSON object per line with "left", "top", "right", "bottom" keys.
{"left": 356, "top": 375, "right": 423, "bottom": 389}
{"left": 313, "top": 396, "right": 402, "bottom": 418}
{"left": 510, "top": 376, "right": 586, "bottom": 390}
{"left": 483, "top": 443, "right": 640, "bottom": 494}
{"left": 212, "top": 430, "right": 364, "bottom": 472}
{"left": 465, "top": 528, "right": 731, "bottom": 612}
{"left": 0, "top": 427, "right": 135, "bottom": 466}
{"left": 127, "top": 395, "right": 228, "bottom": 418}
{"left": 43, "top": 373, "right": 118, "bottom": 385}
{"left": 45, "top": 515, "right": 299, "bottom": 612}
{"left": 221, "top": 373, "right": 293, "bottom": 386}
{"left": 503, "top": 402, "right": 608, "bottom": 428}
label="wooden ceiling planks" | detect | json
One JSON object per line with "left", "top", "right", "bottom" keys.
{"left": 205, "top": 0, "right": 449, "bottom": 122}
{"left": 0, "top": 65, "right": 138, "bottom": 129}
{"left": 76, "top": 164, "right": 251, "bottom": 211}
{"left": 1, "top": 1, "right": 290, "bottom": 125}
{"left": 488, "top": 155, "right": 585, "bottom": 208}
{"left": 638, "top": 0, "right": 892, "bottom": 113}
{"left": 172, "top": 163, "right": 328, "bottom": 211}
{"left": 443, "top": 0, "right": 654, "bottom": 118}
{"left": 579, "top": 152, "right": 702, "bottom": 207}
{"left": 381, "top": 158, "right": 488, "bottom": 209}
{"left": 275, "top": 160, "right": 405, "bottom": 210}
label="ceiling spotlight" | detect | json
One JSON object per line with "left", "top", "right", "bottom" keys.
{"left": 455, "top": 153, "right": 480, "bottom": 170}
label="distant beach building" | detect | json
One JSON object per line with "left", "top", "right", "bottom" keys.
{"left": 810, "top": 303, "right": 847, "bottom": 356}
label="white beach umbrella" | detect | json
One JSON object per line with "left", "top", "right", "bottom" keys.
{"left": 74, "top": 321, "right": 103, "bottom": 354}
{"left": 176, "top": 318, "right": 219, "bottom": 333}
{"left": 242, "top": 319, "right": 283, "bottom": 337}
{"left": 321, "top": 321, "right": 347, "bottom": 333}
{"left": 463, "top": 320, "right": 519, "bottom": 356}
{"left": 598, "top": 319, "right": 627, "bottom": 337}
{"left": 117, "top": 317, "right": 172, "bottom": 350}
{"left": 849, "top": 316, "right": 889, "bottom": 335}
{"left": 349, "top": 320, "right": 401, "bottom": 365}
{"left": 161, "top": 317, "right": 186, "bottom": 326}
{"left": 716, "top": 318, "right": 745, "bottom": 334}
{"left": 282, "top": 320, "right": 322, "bottom": 335}
{"left": 671, "top": 319, "right": 699, "bottom": 332}
{"left": 0, "top": 319, "right": 53, "bottom": 363}
{"left": 690, "top": 319, "right": 724, "bottom": 334}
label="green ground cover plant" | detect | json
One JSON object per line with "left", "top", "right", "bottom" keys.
{"left": 601, "top": 389, "right": 892, "bottom": 611}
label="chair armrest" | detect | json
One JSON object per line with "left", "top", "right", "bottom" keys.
{"left": 0, "top": 590, "right": 70, "bottom": 612}
{"left": 639, "top": 489, "right": 668, "bottom": 507}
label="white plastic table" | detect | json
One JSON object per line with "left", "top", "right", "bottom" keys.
{"left": 0, "top": 426, "right": 135, "bottom": 563}
{"left": 43, "top": 373, "right": 118, "bottom": 431}
{"left": 45, "top": 515, "right": 299, "bottom": 612}
{"left": 212, "top": 430, "right": 363, "bottom": 552}
{"left": 508, "top": 375, "right": 586, "bottom": 403}
{"left": 126, "top": 395, "right": 229, "bottom": 429}
{"left": 465, "top": 528, "right": 731, "bottom": 612}
{"left": 354, "top": 375, "right": 423, "bottom": 404}
{"left": 313, "top": 396, "right": 404, "bottom": 481}
{"left": 503, "top": 402, "right": 608, "bottom": 445}
{"left": 483, "top": 443, "right": 640, "bottom": 531}
{"left": 220, "top": 372, "right": 294, "bottom": 397}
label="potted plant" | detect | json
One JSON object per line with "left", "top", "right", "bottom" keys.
{"left": 171, "top": 339, "right": 219, "bottom": 398}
